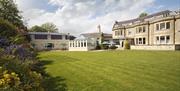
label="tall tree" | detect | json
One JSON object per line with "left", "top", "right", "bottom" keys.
{"left": 41, "top": 22, "right": 58, "bottom": 32}
{"left": 0, "top": 18, "right": 17, "bottom": 39}
{"left": 0, "top": 0, "right": 23, "bottom": 27}
{"left": 139, "top": 12, "right": 148, "bottom": 18}
{"left": 29, "top": 25, "right": 46, "bottom": 32}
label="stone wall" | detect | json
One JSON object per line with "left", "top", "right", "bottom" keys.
{"left": 30, "top": 40, "right": 69, "bottom": 50}
{"left": 69, "top": 47, "right": 89, "bottom": 51}
{"left": 130, "top": 45, "right": 179, "bottom": 50}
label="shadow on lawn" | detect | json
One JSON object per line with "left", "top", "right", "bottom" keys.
{"left": 37, "top": 60, "right": 68, "bottom": 91}
{"left": 43, "top": 76, "right": 67, "bottom": 91}
{"left": 37, "top": 55, "right": 81, "bottom": 91}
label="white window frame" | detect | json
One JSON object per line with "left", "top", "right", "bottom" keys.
{"left": 155, "top": 35, "right": 170, "bottom": 44}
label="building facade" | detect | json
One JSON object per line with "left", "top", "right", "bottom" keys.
{"left": 69, "top": 32, "right": 112, "bottom": 51}
{"left": 28, "top": 32, "right": 75, "bottom": 50}
{"left": 69, "top": 25, "right": 113, "bottom": 51}
{"left": 69, "top": 35, "right": 97, "bottom": 51}
{"left": 112, "top": 10, "right": 180, "bottom": 50}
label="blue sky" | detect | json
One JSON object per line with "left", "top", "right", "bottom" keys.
{"left": 147, "top": 0, "right": 180, "bottom": 13}
{"left": 15, "top": 0, "right": 180, "bottom": 34}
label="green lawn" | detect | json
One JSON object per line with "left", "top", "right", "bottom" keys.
{"left": 38, "top": 50, "right": 180, "bottom": 91}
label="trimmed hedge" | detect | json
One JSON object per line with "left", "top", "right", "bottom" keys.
{"left": 124, "top": 40, "right": 130, "bottom": 49}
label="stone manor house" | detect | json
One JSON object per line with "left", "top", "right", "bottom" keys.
{"left": 28, "top": 10, "right": 180, "bottom": 51}
{"left": 112, "top": 10, "right": 180, "bottom": 50}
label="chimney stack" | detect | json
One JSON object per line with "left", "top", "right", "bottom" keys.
{"left": 97, "top": 25, "right": 101, "bottom": 33}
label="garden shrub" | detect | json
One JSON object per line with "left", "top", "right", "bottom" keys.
{"left": 0, "top": 56, "right": 45, "bottom": 91}
{"left": 95, "top": 45, "right": 101, "bottom": 50}
{"left": 100, "top": 44, "right": 109, "bottom": 50}
{"left": 124, "top": 40, "right": 130, "bottom": 49}
{"left": 0, "top": 18, "right": 17, "bottom": 39}
{"left": 109, "top": 45, "right": 118, "bottom": 49}
{"left": 0, "top": 69, "right": 21, "bottom": 90}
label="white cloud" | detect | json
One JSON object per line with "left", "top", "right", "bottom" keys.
{"left": 15, "top": 0, "right": 155, "bottom": 35}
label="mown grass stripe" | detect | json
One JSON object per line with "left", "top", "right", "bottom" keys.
{"left": 39, "top": 50, "right": 180, "bottom": 91}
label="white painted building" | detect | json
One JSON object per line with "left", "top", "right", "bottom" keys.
{"left": 69, "top": 35, "right": 97, "bottom": 51}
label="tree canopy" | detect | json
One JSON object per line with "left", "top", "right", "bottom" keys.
{"left": 41, "top": 22, "right": 58, "bottom": 32}
{"left": 30, "top": 22, "right": 58, "bottom": 32}
{"left": 29, "top": 25, "right": 46, "bottom": 32}
{"left": 139, "top": 12, "right": 148, "bottom": 18}
{"left": 0, "top": 18, "right": 17, "bottom": 39}
{"left": 0, "top": 0, "right": 23, "bottom": 27}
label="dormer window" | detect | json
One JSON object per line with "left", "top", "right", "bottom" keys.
{"left": 163, "top": 13, "right": 169, "bottom": 17}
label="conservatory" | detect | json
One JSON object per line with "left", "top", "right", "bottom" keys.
{"left": 69, "top": 35, "right": 97, "bottom": 51}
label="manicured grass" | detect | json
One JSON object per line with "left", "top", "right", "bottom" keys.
{"left": 38, "top": 50, "right": 180, "bottom": 91}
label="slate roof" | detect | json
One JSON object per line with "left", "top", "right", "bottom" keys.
{"left": 116, "top": 10, "right": 171, "bottom": 25}
{"left": 81, "top": 33, "right": 112, "bottom": 39}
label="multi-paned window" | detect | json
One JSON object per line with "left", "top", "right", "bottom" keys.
{"left": 160, "top": 23, "right": 165, "bottom": 30}
{"left": 115, "top": 30, "right": 123, "bottom": 36}
{"left": 81, "top": 42, "right": 83, "bottom": 47}
{"left": 143, "top": 38, "right": 146, "bottom": 44}
{"left": 115, "top": 31, "right": 118, "bottom": 36}
{"left": 136, "top": 38, "right": 138, "bottom": 45}
{"left": 120, "top": 30, "right": 123, "bottom": 35}
{"left": 139, "top": 27, "right": 142, "bottom": 33}
{"left": 156, "top": 36, "right": 159, "bottom": 44}
{"left": 135, "top": 37, "right": 146, "bottom": 45}
{"left": 166, "top": 22, "right": 170, "bottom": 29}
{"left": 72, "top": 42, "right": 74, "bottom": 47}
{"left": 156, "top": 24, "right": 159, "bottom": 31}
{"left": 78, "top": 42, "right": 80, "bottom": 47}
{"left": 156, "top": 22, "right": 170, "bottom": 31}
{"left": 156, "top": 35, "right": 170, "bottom": 44}
{"left": 136, "top": 26, "right": 146, "bottom": 33}
{"left": 84, "top": 42, "right": 86, "bottom": 47}
{"left": 166, "top": 36, "right": 170, "bottom": 43}
{"left": 34, "top": 34, "right": 47, "bottom": 39}
{"left": 139, "top": 38, "right": 142, "bottom": 44}
{"left": 128, "top": 30, "right": 131, "bottom": 35}
{"left": 160, "top": 36, "right": 165, "bottom": 44}
{"left": 143, "top": 26, "right": 146, "bottom": 32}
{"left": 51, "top": 35, "right": 62, "bottom": 39}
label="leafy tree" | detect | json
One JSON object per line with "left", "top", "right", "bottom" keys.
{"left": 139, "top": 12, "right": 148, "bottom": 18}
{"left": 41, "top": 22, "right": 58, "bottom": 32}
{"left": 0, "top": 0, "right": 23, "bottom": 27}
{"left": 0, "top": 19, "right": 27, "bottom": 46}
{"left": 0, "top": 18, "right": 17, "bottom": 39}
{"left": 10, "top": 34, "right": 26, "bottom": 45}
{"left": 30, "top": 23, "right": 58, "bottom": 32}
{"left": 29, "top": 25, "right": 46, "bottom": 32}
